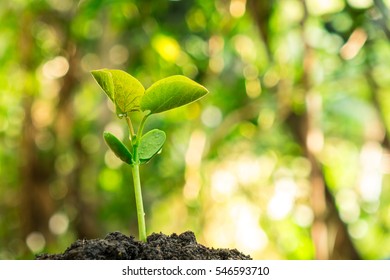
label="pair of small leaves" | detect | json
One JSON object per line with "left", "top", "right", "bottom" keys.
{"left": 103, "top": 130, "right": 166, "bottom": 165}
{"left": 91, "top": 69, "right": 208, "bottom": 117}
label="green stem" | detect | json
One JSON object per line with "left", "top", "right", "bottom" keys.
{"left": 125, "top": 116, "right": 135, "bottom": 139}
{"left": 128, "top": 113, "right": 150, "bottom": 242}
{"left": 131, "top": 162, "right": 147, "bottom": 242}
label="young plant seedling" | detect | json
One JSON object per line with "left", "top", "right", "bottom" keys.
{"left": 91, "top": 69, "right": 208, "bottom": 242}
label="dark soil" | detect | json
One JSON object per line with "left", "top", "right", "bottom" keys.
{"left": 36, "top": 231, "right": 251, "bottom": 260}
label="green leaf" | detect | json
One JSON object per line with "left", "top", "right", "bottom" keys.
{"left": 140, "top": 75, "right": 208, "bottom": 114}
{"left": 103, "top": 131, "right": 133, "bottom": 165}
{"left": 138, "top": 129, "right": 166, "bottom": 163}
{"left": 91, "top": 69, "right": 145, "bottom": 115}
{"left": 109, "top": 69, "right": 145, "bottom": 114}
{"left": 91, "top": 69, "right": 114, "bottom": 102}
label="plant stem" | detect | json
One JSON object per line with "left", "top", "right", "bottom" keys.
{"left": 131, "top": 161, "right": 147, "bottom": 242}
{"left": 125, "top": 116, "right": 135, "bottom": 138}
{"left": 128, "top": 113, "right": 150, "bottom": 242}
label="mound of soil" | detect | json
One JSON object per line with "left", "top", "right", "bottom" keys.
{"left": 36, "top": 231, "right": 251, "bottom": 260}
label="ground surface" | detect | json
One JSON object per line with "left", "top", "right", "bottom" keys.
{"left": 37, "top": 231, "right": 251, "bottom": 260}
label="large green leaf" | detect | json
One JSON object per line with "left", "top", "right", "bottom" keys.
{"left": 138, "top": 129, "right": 166, "bottom": 163}
{"left": 91, "top": 69, "right": 145, "bottom": 115}
{"left": 140, "top": 75, "right": 208, "bottom": 114}
{"left": 103, "top": 131, "right": 133, "bottom": 165}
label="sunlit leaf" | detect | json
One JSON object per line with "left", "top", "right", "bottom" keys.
{"left": 91, "top": 69, "right": 145, "bottom": 115}
{"left": 138, "top": 129, "right": 166, "bottom": 163}
{"left": 103, "top": 131, "right": 133, "bottom": 165}
{"left": 109, "top": 69, "right": 145, "bottom": 114}
{"left": 91, "top": 69, "right": 114, "bottom": 101}
{"left": 140, "top": 75, "right": 208, "bottom": 114}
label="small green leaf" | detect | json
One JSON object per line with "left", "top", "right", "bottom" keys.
{"left": 109, "top": 69, "right": 145, "bottom": 114}
{"left": 91, "top": 69, "right": 145, "bottom": 116}
{"left": 91, "top": 69, "right": 114, "bottom": 102}
{"left": 138, "top": 129, "right": 166, "bottom": 163}
{"left": 140, "top": 75, "right": 208, "bottom": 114}
{"left": 103, "top": 131, "right": 133, "bottom": 165}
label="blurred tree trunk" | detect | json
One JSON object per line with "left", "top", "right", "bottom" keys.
{"left": 56, "top": 39, "right": 98, "bottom": 239}
{"left": 248, "top": 0, "right": 361, "bottom": 259}
{"left": 54, "top": 38, "right": 99, "bottom": 239}
{"left": 19, "top": 8, "right": 99, "bottom": 250}
{"left": 289, "top": 1, "right": 360, "bottom": 259}
{"left": 19, "top": 12, "right": 56, "bottom": 246}
{"left": 247, "top": 0, "right": 273, "bottom": 61}
{"left": 286, "top": 109, "right": 361, "bottom": 259}
{"left": 40, "top": 9, "right": 99, "bottom": 240}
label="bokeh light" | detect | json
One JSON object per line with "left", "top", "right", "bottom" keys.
{"left": 2, "top": 0, "right": 390, "bottom": 261}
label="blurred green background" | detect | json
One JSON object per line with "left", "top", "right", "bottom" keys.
{"left": 1, "top": 0, "right": 390, "bottom": 260}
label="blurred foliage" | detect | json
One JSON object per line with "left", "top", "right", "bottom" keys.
{"left": 1, "top": 0, "right": 390, "bottom": 260}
